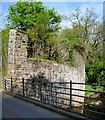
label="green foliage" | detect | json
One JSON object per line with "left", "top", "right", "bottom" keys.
{"left": 6, "top": 3, "right": 104, "bottom": 85}
{"left": 86, "top": 57, "right": 105, "bottom": 84}
{"left": 85, "top": 85, "right": 95, "bottom": 96}
{"left": 65, "top": 7, "right": 104, "bottom": 84}
{"left": 0, "top": 35, "right": 1, "bottom": 71}
{"left": 0, "top": 41, "right": 1, "bottom": 55}
{"left": 27, "top": 57, "right": 57, "bottom": 63}
{"left": 58, "top": 27, "right": 85, "bottom": 64}
{"left": 60, "top": 28, "right": 84, "bottom": 48}
{"left": 7, "top": 1, "right": 45, "bottom": 30}
{"left": 26, "top": 7, "right": 62, "bottom": 59}
{"left": 7, "top": 0, "right": 62, "bottom": 60}
{"left": 7, "top": 1, "right": 62, "bottom": 32}
{"left": 85, "top": 22, "right": 103, "bottom": 84}
{"left": 85, "top": 85, "right": 104, "bottom": 96}
{"left": 1, "top": 29, "right": 9, "bottom": 76}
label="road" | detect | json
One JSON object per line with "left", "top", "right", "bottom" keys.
{"left": 2, "top": 93, "right": 73, "bottom": 118}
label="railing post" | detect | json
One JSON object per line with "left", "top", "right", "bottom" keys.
{"left": 40, "top": 80, "right": 42, "bottom": 101}
{"left": 22, "top": 78, "right": 24, "bottom": 96}
{"left": 4, "top": 78, "right": 6, "bottom": 91}
{"left": 51, "top": 83, "right": 53, "bottom": 104}
{"left": 70, "top": 80, "right": 72, "bottom": 109}
{"left": 11, "top": 77, "right": 13, "bottom": 92}
{"left": 55, "top": 88, "right": 57, "bottom": 106}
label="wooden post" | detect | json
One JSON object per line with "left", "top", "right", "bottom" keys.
{"left": 70, "top": 80, "right": 72, "bottom": 108}
{"left": 22, "top": 78, "right": 24, "bottom": 96}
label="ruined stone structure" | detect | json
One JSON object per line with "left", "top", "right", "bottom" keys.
{"left": 8, "top": 29, "right": 85, "bottom": 107}
{"left": 8, "top": 29, "right": 28, "bottom": 77}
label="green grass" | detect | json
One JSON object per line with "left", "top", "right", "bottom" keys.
{"left": 85, "top": 85, "right": 104, "bottom": 96}
{"left": 85, "top": 85, "right": 94, "bottom": 96}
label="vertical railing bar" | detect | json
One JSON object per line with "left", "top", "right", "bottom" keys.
{"left": 52, "top": 83, "right": 54, "bottom": 105}
{"left": 40, "top": 80, "right": 42, "bottom": 101}
{"left": 22, "top": 78, "right": 24, "bottom": 96}
{"left": 55, "top": 86, "right": 57, "bottom": 106}
{"left": 51, "top": 83, "right": 52, "bottom": 105}
{"left": 5, "top": 78, "right": 6, "bottom": 91}
{"left": 70, "top": 80, "right": 72, "bottom": 109}
{"left": 11, "top": 77, "right": 13, "bottom": 93}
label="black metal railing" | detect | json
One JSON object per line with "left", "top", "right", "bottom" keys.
{"left": 2, "top": 77, "right": 105, "bottom": 119}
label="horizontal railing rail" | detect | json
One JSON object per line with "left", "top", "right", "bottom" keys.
{"left": 2, "top": 77, "right": 105, "bottom": 119}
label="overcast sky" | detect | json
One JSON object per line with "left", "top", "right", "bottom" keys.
{"left": 1, "top": 0, "right": 104, "bottom": 29}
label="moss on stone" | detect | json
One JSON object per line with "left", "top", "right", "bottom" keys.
{"left": 2, "top": 29, "right": 9, "bottom": 77}
{"left": 27, "top": 58, "right": 57, "bottom": 63}
{"left": 10, "top": 27, "right": 27, "bottom": 34}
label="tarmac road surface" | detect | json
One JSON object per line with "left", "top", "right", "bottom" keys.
{"left": 2, "top": 93, "right": 73, "bottom": 119}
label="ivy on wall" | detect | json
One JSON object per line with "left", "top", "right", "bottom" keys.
{"left": 2, "top": 29, "right": 9, "bottom": 76}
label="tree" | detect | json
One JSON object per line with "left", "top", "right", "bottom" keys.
{"left": 7, "top": 1, "right": 45, "bottom": 31}
{"left": 58, "top": 27, "right": 85, "bottom": 65}
{"left": 7, "top": 1, "right": 62, "bottom": 31}
{"left": 7, "top": 0, "right": 62, "bottom": 59}
{"left": 85, "top": 22, "right": 104, "bottom": 84}
{"left": 65, "top": 7, "right": 98, "bottom": 43}
{"left": 64, "top": 7, "right": 104, "bottom": 83}
{"left": 27, "top": 8, "right": 62, "bottom": 58}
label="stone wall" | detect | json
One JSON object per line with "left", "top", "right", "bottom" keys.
{"left": 27, "top": 59, "right": 85, "bottom": 83}
{"left": 8, "top": 29, "right": 28, "bottom": 77}
{"left": 8, "top": 29, "right": 85, "bottom": 107}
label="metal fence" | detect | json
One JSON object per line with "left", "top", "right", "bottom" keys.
{"left": 2, "top": 77, "right": 105, "bottom": 119}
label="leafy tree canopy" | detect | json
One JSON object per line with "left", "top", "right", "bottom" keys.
{"left": 7, "top": 0, "right": 62, "bottom": 31}
{"left": 6, "top": 0, "right": 62, "bottom": 59}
